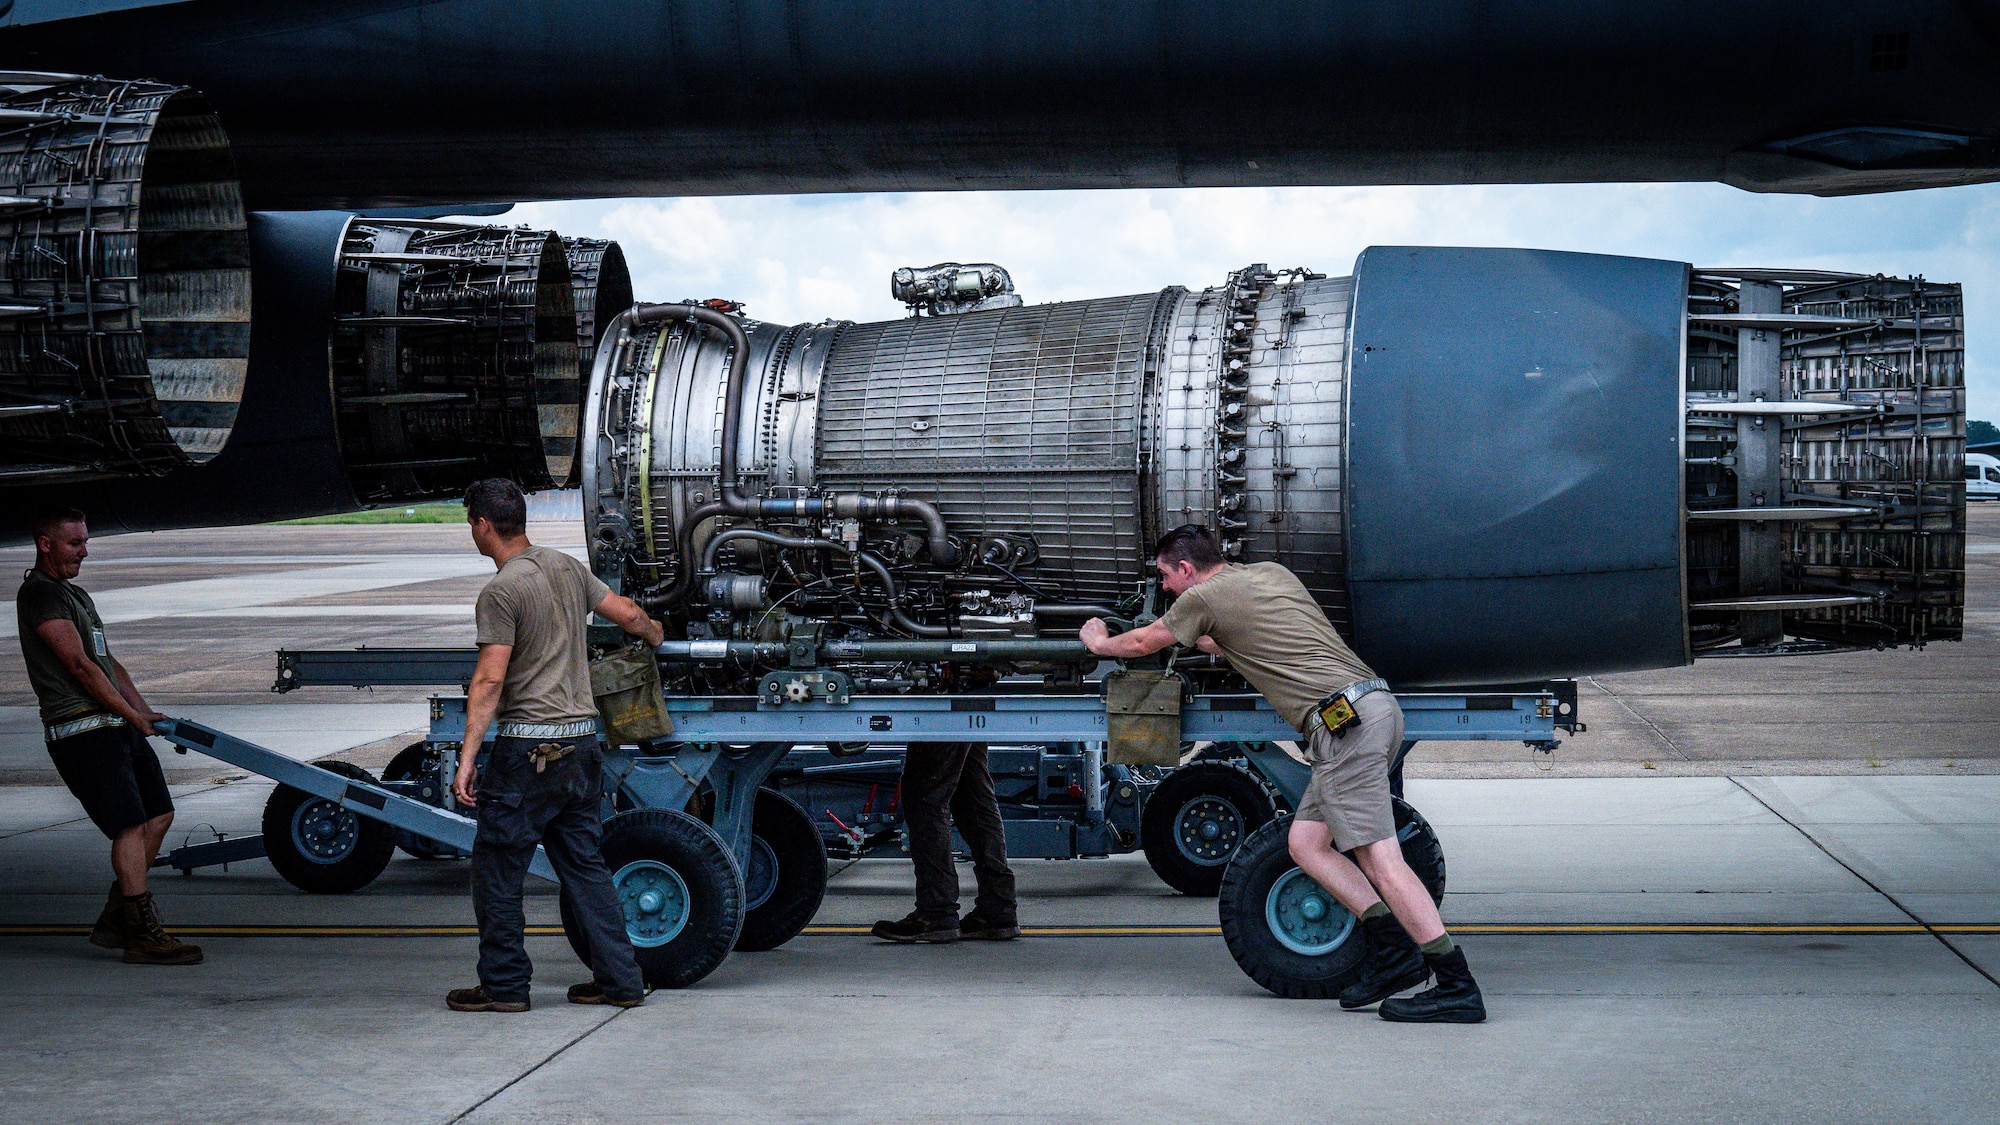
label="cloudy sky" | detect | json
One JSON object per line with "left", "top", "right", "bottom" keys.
{"left": 506, "top": 182, "right": 2000, "bottom": 422}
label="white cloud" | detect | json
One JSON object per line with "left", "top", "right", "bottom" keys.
{"left": 487, "top": 182, "right": 2000, "bottom": 421}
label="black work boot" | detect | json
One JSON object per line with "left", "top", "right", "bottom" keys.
{"left": 1379, "top": 947, "right": 1487, "bottom": 1023}
{"left": 958, "top": 911, "right": 1021, "bottom": 941}
{"left": 870, "top": 911, "right": 960, "bottom": 943}
{"left": 1339, "top": 913, "right": 1431, "bottom": 1010}
{"left": 89, "top": 882, "right": 127, "bottom": 950}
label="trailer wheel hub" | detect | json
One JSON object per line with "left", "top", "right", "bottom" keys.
{"left": 614, "top": 859, "right": 692, "bottom": 947}
{"left": 1174, "top": 796, "right": 1244, "bottom": 865}
{"left": 743, "top": 835, "right": 780, "bottom": 912}
{"left": 290, "top": 800, "right": 359, "bottom": 864}
{"left": 1264, "top": 867, "right": 1355, "bottom": 956}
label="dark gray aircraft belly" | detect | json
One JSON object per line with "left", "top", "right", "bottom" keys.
{"left": 6, "top": 0, "right": 2000, "bottom": 206}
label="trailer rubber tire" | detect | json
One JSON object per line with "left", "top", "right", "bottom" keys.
{"left": 260, "top": 760, "right": 397, "bottom": 894}
{"left": 1395, "top": 797, "right": 1447, "bottom": 905}
{"left": 1218, "top": 799, "right": 1446, "bottom": 999}
{"left": 1140, "top": 761, "right": 1277, "bottom": 896}
{"left": 382, "top": 742, "right": 467, "bottom": 860}
{"left": 734, "top": 789, "right": 828, "bottom": 952}
{"left": 563, "top": 808, "right": 744, "bottom": 989}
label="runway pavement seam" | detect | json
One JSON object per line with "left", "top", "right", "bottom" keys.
{"left": 0, "top": 778, "right": 232, "bottom": 841}
{"left": 1729, "top": 775, "right": 2000, "bottom": 991}
{"left": 1586, "top": 674, "right": 1693, "bottom": 762}
{"left": 8, "top": 923, "right": 2000, "bottom": 937}
{"left": 445, "top": 1005, "right": 634, "bottom": 1124}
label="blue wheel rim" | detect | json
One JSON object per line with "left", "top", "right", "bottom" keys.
{"left": 743, "top": 834, "right": 779, "bottom": 912}
{"left": 1173, "top": 795, "right": 1245, "bottom": 866}
{"left": 615, "top": 859, "right": 692, "bottom": 948}
{"left": 1264, "top": 867, "right": 1355, "bottom": 956}
{"left": 290, "top": 799, "right": 359, "bottom": 865}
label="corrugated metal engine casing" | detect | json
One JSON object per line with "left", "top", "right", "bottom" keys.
{"left": 1156, "top": 272, "right": 1355, "bottom": 626}
{"left": 611, "top": 274, "right": 1356, "bottom": 616}
{"left": 814, "top": 293, "right": 1164, "bottom": 605}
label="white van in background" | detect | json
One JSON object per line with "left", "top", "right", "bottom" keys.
{"left": 1969, "top": 453, "right": 2000, "bottom": 501}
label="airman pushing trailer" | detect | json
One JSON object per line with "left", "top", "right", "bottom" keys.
{"left": 17, "top": 507, "right": 201, "bottom": 966}
{"left": 1081, "top": 526, "right": 1486, "bottom": 1023}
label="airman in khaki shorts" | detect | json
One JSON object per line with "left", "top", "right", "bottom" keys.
{"left": 1081, "top": 525, "right": 1485, "bottom": 1023}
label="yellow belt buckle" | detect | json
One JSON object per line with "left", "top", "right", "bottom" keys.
{"left": 1318, "top": 695, "right": 1358, "bottom": 735}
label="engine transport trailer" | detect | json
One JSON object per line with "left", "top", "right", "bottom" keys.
{"left": 155, "top": 246, "right": 1966, "bottom": 996}
{"left": 152, "top": 664, "right": 1576, "bottom": 988}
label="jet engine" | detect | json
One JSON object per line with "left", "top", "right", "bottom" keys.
{"left": 0, "top": 75, "right": 250, "bottom": 485}
{"left": 0, "top": 76, "right": 635, "bottom": 537}
{"left": 584, "top": 248, "right": 1966, "bottom": 688}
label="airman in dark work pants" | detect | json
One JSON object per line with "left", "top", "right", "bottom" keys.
{"left": 873, "top": 741, "right": 1020, "bottom": 943}
{"left": 446, "top": 478, "right": 666, "bottom": 1012}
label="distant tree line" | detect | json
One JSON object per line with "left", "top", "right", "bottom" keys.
{"left": 1971, "top": 419, "right": 2000, "bottom": 447}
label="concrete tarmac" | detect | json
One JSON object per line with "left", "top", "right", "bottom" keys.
{"left": 0, "top": 510, "right": 1995, "bottom": 1123}
{"left": 1, "top": 774, "right": 1996, "bottom": 1124}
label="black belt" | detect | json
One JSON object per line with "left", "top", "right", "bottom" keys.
{"left": 1306, "top": 677, "right": 1391, "bottom": 735}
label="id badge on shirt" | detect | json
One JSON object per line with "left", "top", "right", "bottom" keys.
{"left": 90, "top": 628, "right": 107, "bottom": 657}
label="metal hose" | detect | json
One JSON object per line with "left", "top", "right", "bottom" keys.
{"left": 617, "top": 301, "right": 751, "bottom": 611}
{"left": 620, "top": 301, "right": 957, "bottom": 612}
{"left": 694, "top": 529, "right": 953, "bottom": 637}
{"left": 741, "top": 492, "right": 958, "bottom": 567}
{"left": 855, "top": 550, "right": 954, "bottom": 638}
{"left": 641, "top": 499, "right": 728, "bottom": 612}
{"left": 702, "top": 529, "right": 841, "bottom": 573}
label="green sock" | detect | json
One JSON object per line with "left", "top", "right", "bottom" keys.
{"left": 1359, "top": 901, "right": 1391, "bottom": 922}
{"left": 1420, "top": 933, "right": 1456, "bottom": 956}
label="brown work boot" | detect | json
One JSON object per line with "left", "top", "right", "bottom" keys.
{"left": 88, "top": 882, "right": 127, "bottom": 950}
{"left": 567, "top": 981, "right": 645, "bottom": 1008}
{"left": 957, "top": 911, "right": 1021, "bottom": 941}
{"left": 446, "top": 985, "right": 530, "bottom": 1013}
{"left": 870, "top": 911, "right": 960, "bottom": 943}
{"left": 119, "top": 892, "right": 203, "bottom": 965}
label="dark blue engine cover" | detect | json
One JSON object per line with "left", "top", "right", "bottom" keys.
{"left": 1345, "top": 247, "right": 1689, "bottom": 686}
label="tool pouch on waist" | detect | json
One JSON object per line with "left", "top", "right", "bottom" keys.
{"left": 1103, "top": 668, "right": 1186, "bottom": 767}
{"left": 589, "top": 644, "right": 675, "bottom": 745}
{"left": 528, "top": 742, "right": 575, "bottom": 774}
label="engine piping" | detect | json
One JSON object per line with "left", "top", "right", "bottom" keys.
{"left": 615, "top": 302, "right": 957, "bottom": 614}
{"left": 700, "top": 528, "right": 954, "bottom": 638}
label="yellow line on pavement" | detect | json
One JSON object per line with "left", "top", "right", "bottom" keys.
{"left": 2, "top": 922, "right": 1997, "bottom": 937}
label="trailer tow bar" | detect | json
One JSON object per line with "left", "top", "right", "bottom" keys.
{"left": 154, "top": 718, "right": 556, "bottom": 883}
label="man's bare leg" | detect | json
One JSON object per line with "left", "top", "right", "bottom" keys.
{"left": 1286, "top": 818, "right": 1384, "bottom": 915}
{"left": 1352, "top": 837, "right": 1444, "bottom": 944}
{"left": 111, "top": 812, "right": 171, "bottom": 897}
{"left": 1288, "top": 820, "right": 1445, "bottom": 942}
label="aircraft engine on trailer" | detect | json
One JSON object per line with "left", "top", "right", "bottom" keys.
{"left": 583, "top": 248, "right": 1966, "bottom": 688}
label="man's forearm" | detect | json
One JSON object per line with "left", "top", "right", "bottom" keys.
{"left": 461, "top": 679, "right": 502, "bottom": 760}
{"left": 1081, "top": 618, "right": 1181, "bottom": 660}
{"left": 1093, "top": 633, "right": 1162, "bottom": 659}
{"left": 110, "top": 661, "right": 149, "bottom": 712}
{"left": 70, "top": 661, "right": 144, "bottom": 722}
{"left": 598, "top": 593, "right": 664, "bottom": 646}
